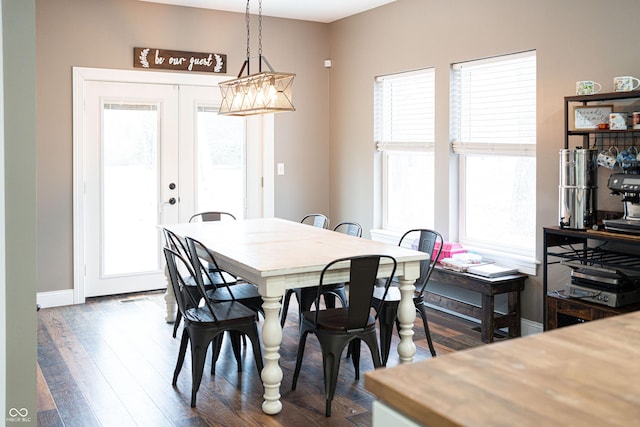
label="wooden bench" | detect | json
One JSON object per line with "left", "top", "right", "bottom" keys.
{"left": 427, "top": 266, "right": 526, "bottom": 343}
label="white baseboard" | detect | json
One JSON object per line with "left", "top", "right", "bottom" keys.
{"left": 37, "top": 289, "right": 75, "bottom": 308}
{"left": 521, "top": 317, "right": 543, "bottom": 336}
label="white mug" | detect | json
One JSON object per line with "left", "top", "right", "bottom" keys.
{"left": 597, "top": 147, "right": 618, "bottom": 169}
{"left": 634, "top": 112, "right": 640, "bottom": 130}
{"left": 576, "top": 80, "right": 601, "bottom": 95}
{"left": 610, "top": 112, "right": 628, "bottom": 130}
{"left": 613, "top": 76, "right": 640, "bottom": 92}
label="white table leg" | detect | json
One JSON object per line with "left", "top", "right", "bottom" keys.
{"left": 163, "top": 265, "right": 177, "bottom": 323}
{"left": 260, "top": 295, "right": 283, "bottom": 414}
{"left": 396, "top": 278, "right": 416, "bottom": 363}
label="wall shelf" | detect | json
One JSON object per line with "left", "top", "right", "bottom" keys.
{"left": 564, "top": 91, "right": 640, "bottom": 150}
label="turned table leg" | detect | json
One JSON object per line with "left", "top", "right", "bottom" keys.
{"left": 396, "top": 277, "right": 416, "bottom": 363}
{"left": 260, "top": 295, "right": 283, "bottom": 414}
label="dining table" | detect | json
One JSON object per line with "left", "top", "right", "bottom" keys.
{"left": 162, "top": 217, "right": 428, "bottom": 415}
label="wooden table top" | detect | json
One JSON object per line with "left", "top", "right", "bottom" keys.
{"left": 365, "top": 310, "right": 640, "bottom": 426}
{"left": 164, "top": 218, "right": 427, "bottom": 291}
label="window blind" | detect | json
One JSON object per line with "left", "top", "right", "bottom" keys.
{"left": 375, "top": 68, "right": 435, "bottom": 152}
{"left": 451, "top": 51, "right": 536, "bottom": 155}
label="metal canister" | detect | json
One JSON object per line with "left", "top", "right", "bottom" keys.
{"left": 559, "top": 148, "right": 598, "bottom": 229}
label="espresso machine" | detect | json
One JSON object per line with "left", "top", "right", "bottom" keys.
{"left": 603, "top": 161, "right": 640, "bottom": 234}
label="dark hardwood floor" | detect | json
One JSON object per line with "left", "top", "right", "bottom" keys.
{"left": 37, "top": 290, "right": 488, "bottom": 426}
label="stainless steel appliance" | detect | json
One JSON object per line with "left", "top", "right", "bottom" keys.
{"left": 603, "top": 162, "right": 640, "bottom": 234}
{"left": 562, "top": 260, "right": 640, "bottom": 307}
{"left": 559, "top": 148, "right": 598, "bottom": 229}
{"left": 564, "top": 282, "right": 640, "bottom": 307}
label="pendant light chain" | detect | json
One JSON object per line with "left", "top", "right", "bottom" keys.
{"left": 258, "top": 0, "right": 263, "bottom": 58}
{"left": 245, "top": 0, "right": 251, "bottom": 63}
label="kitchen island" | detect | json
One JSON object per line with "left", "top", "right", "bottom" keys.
{"left": 365, "top": 310, "right": 640, "bottom": 426}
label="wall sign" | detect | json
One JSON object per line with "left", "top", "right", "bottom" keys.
{"left": 134, "top": 47, "right": 226, "bottom": 73}
{"left": 573, "top": 105, "right": 613, "bottom": 130}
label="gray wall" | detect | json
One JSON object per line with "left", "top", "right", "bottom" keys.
{"left": 34, "top": 0, "right": 640, "bottom": 323}
{"left": 328, "top": 0, "right": 640, "bottom": 322}
{"left": 35, "top": 0, "right": 330, "bottom": 294}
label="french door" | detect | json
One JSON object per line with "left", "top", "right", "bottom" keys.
{"left": 83, "top": 81, "right": 179, "bottom": 297}
{"left": 74, "top": 68, "right": 272, "bottom": 299}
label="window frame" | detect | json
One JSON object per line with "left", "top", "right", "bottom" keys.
{"left": 374, "top": 67, "right": 436, "bottom": 232}
{"left": 451, "top": 50, "right": 537, "bottom": 262}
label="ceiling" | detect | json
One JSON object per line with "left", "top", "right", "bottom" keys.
{"left": 138, "top": 0, "right": 397, "bottom": 23}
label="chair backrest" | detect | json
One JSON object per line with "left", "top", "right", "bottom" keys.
{"left": 398, "top": 229, "right": 443, "bottom": 294}
{"left": 316, "top": 255, "right": 396, "bottom": 331}
{"left": 163, "top": 227, "right": 189, "bottom": 257}
{"left": 300, "top": 213, "right": 329, "bottom": 229}
{"left": 185, "top": 236, "right": 236, "bottom": 300}
{"left": 189, "top": 211, "right": 236, "bottom": 222}
{"left": 164, "top": 247, "right": 217, "bottom": 321}
{"left": 333, "top": 221, "right": 362, "bottom": 237}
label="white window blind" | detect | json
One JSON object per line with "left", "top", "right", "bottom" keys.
{"left": 451, "top": 51, "right": 537, "bottom": 259}
{"left": 374, "top": 68, "right": 435, "bottom": 232}
{"left": 375, "top": 68, "right": 435, "bottom": 152}
{"left": 451, "top": 50, "right": 536, "bottom": 155}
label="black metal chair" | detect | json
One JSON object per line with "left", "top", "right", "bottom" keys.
{"left": 372, "top": 229, "right": 443, "bottom": 364}
{"left": 281, "top": 214, "right": 355, "bottom": 328}
{"left": 188, "top": 210, "right": 244, "bottom": 284}
{"left": 189, "top": 211, "right": 236, "bottom": 222}
{"left": 186, "top": 236, "right": 264, "bottom": 373}
{"left": 291, "top": 254, "right": 396, "bottom": 417}
{"left": 316, "top": 221, "right": 363, "bottom": 310}
{"left": 164, "top": 247, "right": 263, "bottom": 408}
{"left": 300, "top": 213, "right": 329, "bottom": 229}
{"left": 163, "top": 227, "right": 241, "bottom": 338}
{"left": 186, "top": 236, "right": 263, "bottom": 317}
{"left": 332, "top": 221, "right": 362, "bottom": 237}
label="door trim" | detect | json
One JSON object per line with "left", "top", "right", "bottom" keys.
{"left": 72, "top": 67, "right": 274, "bottom": 304}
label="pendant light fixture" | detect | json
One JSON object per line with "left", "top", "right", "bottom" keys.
{"left": 218, "top": 0, "right": 295, "bottom": 116}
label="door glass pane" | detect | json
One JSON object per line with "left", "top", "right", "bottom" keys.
{"left": 196, "top": 106, "right": 245, "bottom": 218}
{"left": 102, "top": 103, "right": 160, "bottom": 276}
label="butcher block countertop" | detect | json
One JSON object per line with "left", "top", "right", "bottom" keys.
{"left": 365, "top": 310, "right": 640, "bottom": 426}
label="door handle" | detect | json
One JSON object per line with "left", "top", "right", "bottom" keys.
{"left": 160, "top": 197, "right": 179, "bottom": 212}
